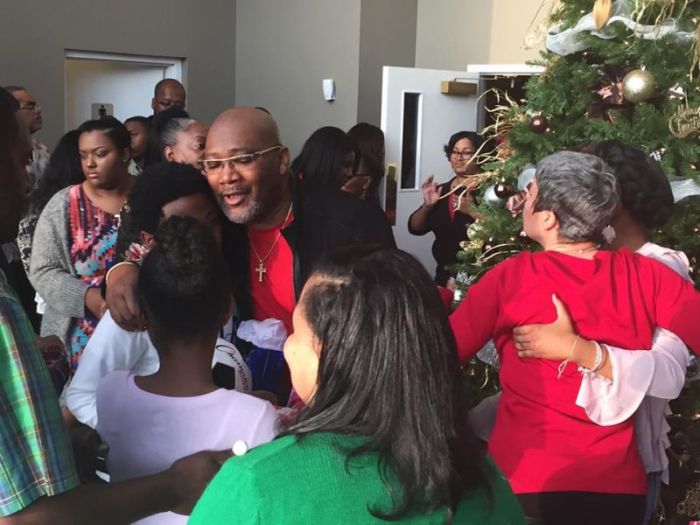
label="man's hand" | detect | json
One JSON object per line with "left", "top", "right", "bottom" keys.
{"left": 105, "top": 263, "right": 143, "bottom": 331}
{"left": 420, "top": 176, "right": 442, "bottom": 208}
{"left": 168, "top": 450, "right": 232, "bottom": 515}
{"left": 37, "top": 335, "right": 63, "bottom": 354}
{"left": 513, "top": 294, "right": 578, "bottom": 361}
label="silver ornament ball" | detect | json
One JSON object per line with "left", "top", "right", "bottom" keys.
{"left": 483, "top": 185, "right": 503, "bottom": 206}
{"left": 518, "top": 165, "right": 536, "bottom": 190}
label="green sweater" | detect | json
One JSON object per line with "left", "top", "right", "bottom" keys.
{"left": 189, "top": 433, "right": 525, "bottom": 524}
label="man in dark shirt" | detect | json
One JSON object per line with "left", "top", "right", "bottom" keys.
{"left": 107, "top": 107, "right": 394, "bottom": 339}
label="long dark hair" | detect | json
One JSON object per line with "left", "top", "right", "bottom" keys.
{"left": 29, "top": 130, "right": 83, "bottom": 214}
{"left": 287, "top": 246, "right": 490, "bottom": 522}
{"left": 291, "top": 126, "right": 359, "bottom": 190}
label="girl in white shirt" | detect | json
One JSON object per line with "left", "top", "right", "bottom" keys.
{"left": 96, "top": 216, "right": 278, "bottom": 525}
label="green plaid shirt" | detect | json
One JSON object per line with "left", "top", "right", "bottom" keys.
{"left": 0, "top": 271, "right": 78, "bottom": 516}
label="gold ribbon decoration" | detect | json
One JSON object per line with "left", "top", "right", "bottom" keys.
{"left": 633, "top": 0, "right": 689, "bottom": 26}
{"left": 593, "top": 0, "right": 613, "bottom": 29}
{"left": 692, "top": 21, "right": 700, "bottom": 78}
{"left": 523, "top": 0, "right": 562, "bottom": 49}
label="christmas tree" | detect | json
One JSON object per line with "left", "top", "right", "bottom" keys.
{"left": 455, "top": 1, "right": 700, "bottom": 523}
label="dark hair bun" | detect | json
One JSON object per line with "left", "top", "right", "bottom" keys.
{"left": 595, "top": 140, "right": 674, "bottom": 229}
{"left": 139, "top": 216, "right": 231, "bottom": 339}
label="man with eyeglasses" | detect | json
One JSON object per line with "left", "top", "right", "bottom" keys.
{"left": 106, "top": 107, "right": 394, "bottom": 404}
{"left": 3, "top": 86, "right": 49, "bottom": 187}
{"left": 151, "top": 79, "right": 186, "bottom": 114}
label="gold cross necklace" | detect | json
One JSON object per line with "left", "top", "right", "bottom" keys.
{"left": 249, "top": 203, "right": 293, "bottom": 283}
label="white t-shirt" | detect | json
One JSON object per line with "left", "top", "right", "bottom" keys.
{"left": 96, "top": 371, "right": 279, "bottom": 525}
{"left": 66, "top": 310, "right": 251, "bottom": 428}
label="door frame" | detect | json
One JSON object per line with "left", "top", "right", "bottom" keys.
{"left": 64, "top": 50, "right": 185, "bottom": 127}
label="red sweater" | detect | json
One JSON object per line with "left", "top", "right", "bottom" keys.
{"left": 450, "top": 249, "right": 700, "bottom": 495}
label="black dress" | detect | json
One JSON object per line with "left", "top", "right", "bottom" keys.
{"left": 408, "top": 178, "right": 476, "bottom": 286}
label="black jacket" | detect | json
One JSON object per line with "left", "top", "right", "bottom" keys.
{"left": 408, "top": 179, "right": 476, "bottom": 286}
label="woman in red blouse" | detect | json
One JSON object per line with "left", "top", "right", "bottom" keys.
{"left": 450, "top": 151, "right": 700, "bottom": 525}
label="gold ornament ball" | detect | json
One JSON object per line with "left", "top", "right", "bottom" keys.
{"left": 621, "top": 70, "right": 656, "bottom": 103}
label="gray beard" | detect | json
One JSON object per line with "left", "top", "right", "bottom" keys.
{"left": 218, "top": 194, "right": 263, "bottom": 224}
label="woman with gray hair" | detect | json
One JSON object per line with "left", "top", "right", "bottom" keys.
{"left": 450, "top": 151, "right": 700, "bottom": 525}
{"left": 160, "top": 117, "right": 207, "bottom": 167}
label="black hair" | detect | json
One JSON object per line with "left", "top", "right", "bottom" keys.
{"left": 117, "top": 161, "right": 216, "bottom": 254}
{"left": 1, "top": 87, "right": 20, "bottom": 112}
{"left": 0, "top": 87, "right": 23, "bottom": 242}
{"left": 124, "top": 115, "right": 151, "bottom": 128}
{"left": 291, "top": 126, "right": 360, "bottom": 190}
{"left": 594, "top": 140, "right": 674, "bottom": 230}
{"left": 443, "top": 131, "right": 483, "bottom": 159}
{"left": 348, "top": 123, "right": 385, "bottom": 200}
{"left": 0, "top": 86, "right": 20, "bottom": 167}
{"left": 348, "top": 122, "right": 384, "bottom": 163}
{"left": 139, "top": 216, "right": 231, "bottom": 342}
{"left": 77, "top": 116, "right": 131, "bottom": 151}
{"left": 287, "top": 246, "right": 490, "bottom": 522}
{"left": 160, "top": 117, "right": 199, "bottom": 156}
{"left": 144, "top": 107, "right": 190, "bottom": 166}
{"left": 29, "top": 130, "right": 83, "bottom": 214}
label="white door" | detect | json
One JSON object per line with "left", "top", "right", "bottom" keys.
{"left": 381, "top": 66, "right": 479, "bottom": 276}
{"left": 64, "top": 52, "right": 184, "bottom": 130}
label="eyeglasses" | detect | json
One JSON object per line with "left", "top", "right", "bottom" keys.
{"left": 451, "top": 149, "right": 474, "bottom": 158}
{"left": 19, "top": 102, "right": 41, "bottom": 113}
{"left": 200, "top": 145, "right": 282, "bottom": 173}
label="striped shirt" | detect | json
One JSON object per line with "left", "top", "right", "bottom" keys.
{"left": 0, "top": 270, "right": 78, "bottom": 516}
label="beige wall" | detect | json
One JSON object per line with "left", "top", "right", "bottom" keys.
{"left": 0, "top": 0, "right": 236, "bottom": 149}
{"left": 235, "top": 0, "right": 362, "bottom": 156}
{"left": 357, "top": 0, "right": 418, "bottom": 126}
{"left": 415, "top": 0, "right": 492, "bottom": 70}
{"left": 489, "top": 0, "right": 546, "bottom": 64}
{"left": 0, "top": 0, "right": 545, "bottom": 151}
{"left": 415, "top": 0, "right": 545, "bottom": 70}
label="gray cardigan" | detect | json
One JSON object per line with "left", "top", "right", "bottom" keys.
{"left": 29, "top": 186, "right": 89, "bottom": 342}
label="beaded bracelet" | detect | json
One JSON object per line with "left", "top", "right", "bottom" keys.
{"left": 579, "top": 341, "right": 604, "bottom": 374}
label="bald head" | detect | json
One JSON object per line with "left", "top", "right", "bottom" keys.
{"left": 208, "top": 107, "right": 281, "bottom": 152}
{"left": 152, "top": 79, "right": 186, "bottom": 114}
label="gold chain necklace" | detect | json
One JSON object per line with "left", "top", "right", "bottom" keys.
{"left": 249, "top": 204, "right": 293, "bottom": 282}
